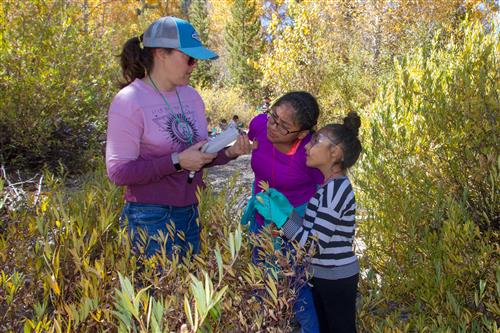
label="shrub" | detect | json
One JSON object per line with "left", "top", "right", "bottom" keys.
{"left": 0, "top": 1, "right": 118, "bottom": 172}
{"left": 198, "top": 86, "right": 258, "bottom": 129}
{"left": 257, "top": 1, "right": 330, "bottom": 97}
{"left": 317, "top": 43, "right": 378, "bottom": 127}
{"left": 0, "top": 165, "right": 302, "bottom": 332}
{"left": 355, "top": 20, "right": 499, "bottom": 331}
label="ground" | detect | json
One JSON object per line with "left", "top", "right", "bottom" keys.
{"left": 206, "top": 155, "right": 254, "bottom": 193}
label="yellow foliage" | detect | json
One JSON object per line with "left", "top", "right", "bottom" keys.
{"left": 199, "top": 86, "right": 258, "bottom": 127}
{"left": 258, "top": 1, "right": 331, "bottom": 95}
{"left": 207, "top": 0, "right": 234, "bottom": 51}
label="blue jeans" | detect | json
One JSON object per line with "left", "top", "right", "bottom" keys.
{"left": 294, "top": 282, "right": 320, "bottom": 333}
{"left": 121, "top": 202, "right": 200, "bottom": 258}
{"left": 250, "top": 220, "right": 320, "bottom": 333}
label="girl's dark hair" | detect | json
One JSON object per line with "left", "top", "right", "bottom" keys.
{"left": 119, "top": 34, "right": 164, "bottom": 88}
{"left": 323, "top": 111, "right": 362, "bottom": 169}
{"left": 273, "top": 91, "right": 320, "bottom": 131}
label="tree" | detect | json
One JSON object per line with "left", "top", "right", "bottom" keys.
{"left": 356, "top": 0, "right": 499, "bottom": 68}
{"left": 225, "top": 0, "right": 263, "bottom": 103}
{"left": 189, "top": 0, "right": 216, "bottom": 88}
{"left": 258, "top": 1, "right": 330, "bottom": 96}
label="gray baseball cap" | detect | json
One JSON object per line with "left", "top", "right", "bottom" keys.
{"left": 143, "top": 16, "right": 218, "bottom": 60}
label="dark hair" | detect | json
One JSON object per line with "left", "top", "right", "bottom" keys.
{"left": 273, "top": 91, "right": 319, "bottom": 131}
{"left": 323, "top": 112, "right": 362, "bottom": 169}
{"left": 119, "top": 35, "right": 173, "bottom": 88}
{"left": 119, "top": 35, "right": 153, "bottom": 87}
{"left": 233, "top": 115, "right": 239, "bottom": 120}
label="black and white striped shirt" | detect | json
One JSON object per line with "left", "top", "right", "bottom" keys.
{"left": 282, "top": 176, "right": 359, "bottom": 280}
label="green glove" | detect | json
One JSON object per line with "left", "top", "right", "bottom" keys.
{"left": 255, "top": 188, "right": 293, "bottom": 228}
{"left": 240, "top": 196, "right": 255, "bottom": 226}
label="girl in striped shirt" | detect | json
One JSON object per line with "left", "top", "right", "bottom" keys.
{"left": 255, "top": 112, "right": 363, "bottom": 333}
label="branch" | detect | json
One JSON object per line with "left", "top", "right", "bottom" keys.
{"left": 33, "top": 174, "right": 44, "bottom": 207}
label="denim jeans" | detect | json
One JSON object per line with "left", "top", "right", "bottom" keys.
{"left": 121, "top": 202, "right": 200, "bottom": 258}
{"left": 249, "top": 215, "right": 320, "bottom": 333}
{"left": 294, "top": 282, "right": 320, "bottom": 333}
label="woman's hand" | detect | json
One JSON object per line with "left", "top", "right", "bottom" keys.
{"left": 178, "top": 141, "right": 217, "bottom": 171}
{"left": 225, "top": 134, "right": 253, "bottom": 158}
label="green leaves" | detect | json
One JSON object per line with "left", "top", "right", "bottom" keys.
{"left": 189, "top": 0, "right": 216, "bottom": 89}
{"left": 225, "top": 0, "right": 263, "bottom": 102}
{"left": 356, "top": 19, "right": 499, "bottom": 331}
{"left": 113, "top": 273, "right": 169, "bottom": 333}
{"left": 184, "top": 272, "right": 228, "bottom": 332}
{"left": 1, "top": 0, "right": 116, "bottom": 172}
{"left": 0, "top": 270, "right": 24, "bottom": 306}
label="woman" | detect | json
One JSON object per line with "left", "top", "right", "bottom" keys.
{"left": 255, "top": 112, "right": 363, "bottom": 333}
{"left": 106, "top": 16, "right": 250, "bottom": 259}
{"left": 241, "top": 91, "right": 324, "bottom": 333}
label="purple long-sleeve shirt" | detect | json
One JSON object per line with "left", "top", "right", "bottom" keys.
{"left": 106, "top": 79, "right": 232, "bottom": 206}
{"left": 249, "top": 114, "right": 324, "bottom": 226}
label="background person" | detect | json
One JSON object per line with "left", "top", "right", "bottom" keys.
{"left": 229, "top": 114, "right": 243, "bottom": 128}
{"left": 106, "top": 16, "right": 250, "bottom": 259}
{"left": 241, "top": 91, "right": 324, "bottom": 333}
{"left": 218, "top": 118, "right": 228, "bottom": 132}
{"left": 255, "top": 112, "right": 363, "bottom": 333}
{"left": 206, "top": 116, "right": 213, "bottom": 137}
{"left": 257, "top": 96, "right": 271, "bottom": 113}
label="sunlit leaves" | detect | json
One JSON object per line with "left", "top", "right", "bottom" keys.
{"left": 356, "top": 20, "right": 499, "bottom": 331}
{"left": 258, "top": 1, "right": 329, "bottom": 95}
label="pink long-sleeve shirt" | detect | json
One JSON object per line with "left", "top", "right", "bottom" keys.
{"left": 106, "top": 79, "right": 232, "bottom": 206}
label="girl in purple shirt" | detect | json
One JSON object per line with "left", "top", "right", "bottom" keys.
{"left": 242, "top": 91, "right": 323, "bottom": 333}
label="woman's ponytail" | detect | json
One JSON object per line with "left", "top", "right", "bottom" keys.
{"left": 119, "top": 34, "right": 154, "bottom": 87}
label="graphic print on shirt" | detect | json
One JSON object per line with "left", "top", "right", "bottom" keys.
{"left": 152, "top": 108, "right": 199, "bottom": 148}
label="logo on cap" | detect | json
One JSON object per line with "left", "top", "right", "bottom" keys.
{"left": 192, "top": 32, "right": 201, "bottom": 42}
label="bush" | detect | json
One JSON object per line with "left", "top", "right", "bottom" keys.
{"left": 0, "top": 1, "right": 118, "bottom": 172}
{"left": 199, "top": 86, "right": 258, "bottom": 129}
{"left": 0, "top": 165, "right": 304, "bottom": 332}
{"left": 317, "top": 42, "right": 378, "bottom": 127}
{"left": 355, "top": 20, "right": 499, "bottom": 331}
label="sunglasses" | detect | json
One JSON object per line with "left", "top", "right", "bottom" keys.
{"left": 187, "top": 56, "right": 197, "bottom": 66}
{"left": 172, "top": 49, "right": 197, "bottom": 66}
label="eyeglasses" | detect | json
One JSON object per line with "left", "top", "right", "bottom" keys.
{"left": 266, "top": 111, "right": 303, "bottom": 136}
{"left": 310, "top": 132, "right": 337, "bottom": 147}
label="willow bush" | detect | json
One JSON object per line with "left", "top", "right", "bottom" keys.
{"left": 356, "top": 21, "right": 499, "bottom": 332}
{"left": 198, "top": 86, "right": 259, "bottom": 128}
{"left": 0, "top": 1, "right": 117, "bottom": 172}
{"left": 0, "top": 164, "right": 304, "bottom": 332}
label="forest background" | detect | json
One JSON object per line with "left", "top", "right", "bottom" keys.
{"left": 0, "top": 0, "right": 499, "bottom": 332}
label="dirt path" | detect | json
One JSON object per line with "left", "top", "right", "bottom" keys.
{"left": 205, "top": 155, "right": 254, "bottom": 194}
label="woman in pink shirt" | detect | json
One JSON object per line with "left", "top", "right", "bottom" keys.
{"left": 106, "top": 17, "right": 250, "bottom": 259}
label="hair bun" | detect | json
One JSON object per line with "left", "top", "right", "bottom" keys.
{"left": 343, "top": 111, "right": 361, "bottom": 136}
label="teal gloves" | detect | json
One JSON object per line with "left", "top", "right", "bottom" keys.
{"left": 240, "top": 195, "right": 255, "bottom": 226}
{"left": 255, "top": 188, "right": 293, "bottom": 228}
